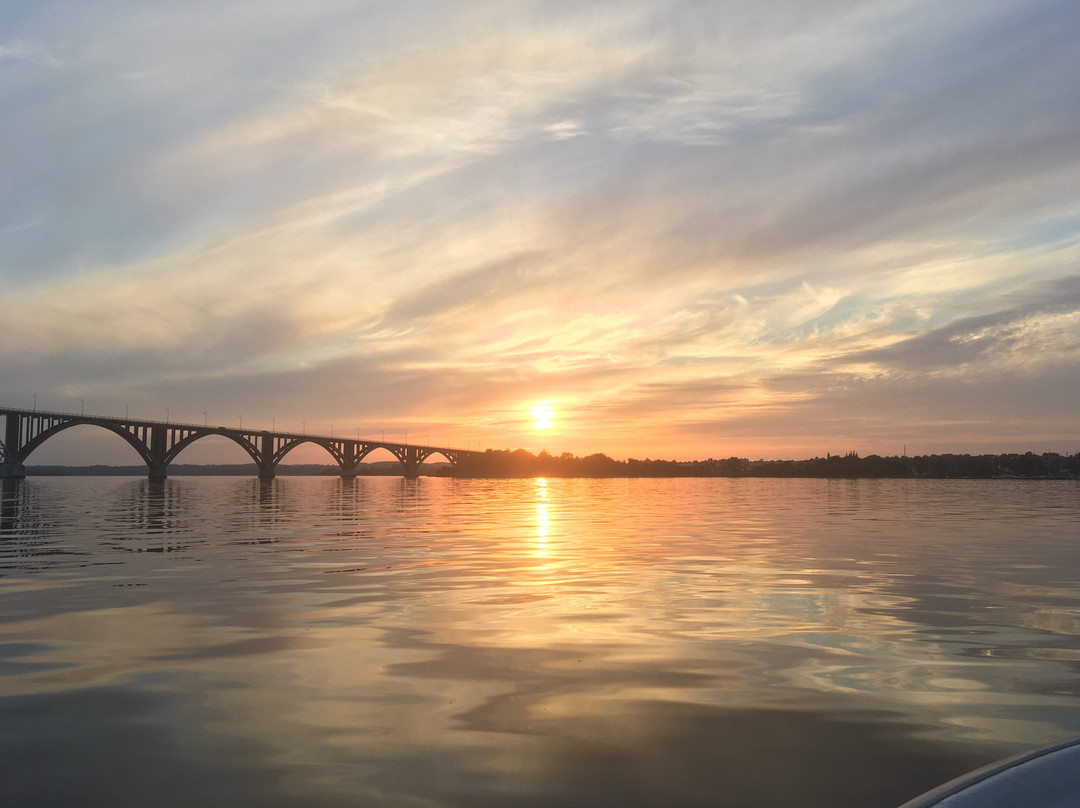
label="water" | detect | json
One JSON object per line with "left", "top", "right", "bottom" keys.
{"left": 2, "top": 476, "right": 1079, "bottom": 808}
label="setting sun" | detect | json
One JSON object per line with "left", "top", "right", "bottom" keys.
{"left": 531, "top": 401, "right": 555, "bottom": 430}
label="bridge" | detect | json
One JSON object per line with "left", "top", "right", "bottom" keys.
{"left": 0, "top": 407, "right": 483, "bottom": 480}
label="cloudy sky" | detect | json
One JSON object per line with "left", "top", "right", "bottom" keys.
{"left": 3, "top": 0, "right": 1079, "bottom": 464}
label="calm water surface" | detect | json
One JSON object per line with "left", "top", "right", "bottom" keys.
{"left": 2, "top": 476, "right": 1079, "bottom": 807}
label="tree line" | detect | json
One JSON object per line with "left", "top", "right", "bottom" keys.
{"left": 450, "top": 449, "right": 1079, "bottom": 479}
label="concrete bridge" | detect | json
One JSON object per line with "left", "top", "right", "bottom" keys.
{"left": 0, "top": 407, "right": 482, "bottom": 480}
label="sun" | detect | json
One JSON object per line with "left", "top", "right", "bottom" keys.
{"left": 531, "top": 401, "right": 555, "bottom": 430}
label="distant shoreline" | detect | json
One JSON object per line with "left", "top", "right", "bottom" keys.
{"left": 453, "top": 449, "right": 1079, "bottom": 480}
{"left": 21, "top": 449, "right": 1079, "bottom": 480}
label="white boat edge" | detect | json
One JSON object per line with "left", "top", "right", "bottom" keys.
{"left": 899, "top": 736, "right": 1080, "bottom": 808}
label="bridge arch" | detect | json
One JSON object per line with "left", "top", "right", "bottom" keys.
{"left": 16, "top": 419, "right": 156, "bottom": 468}
{"left": 162, "top": 429, "right": 263, "bottom": 470}
{"left": 421, "top": 449, "right": 456, "bottom": 465}
{"left": 355, "top": 445, "right": 460, "bottom": 479}
{"left": 271, "top": 437, "right": 345, "bottom": 468}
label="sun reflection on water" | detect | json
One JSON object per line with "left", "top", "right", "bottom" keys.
{"left": 535, "top": 477, "right": 550, "bottom": 557}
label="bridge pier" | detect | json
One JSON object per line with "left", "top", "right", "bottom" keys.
{"left": 258, "top": 433, "right": 276, "bottom": 479}
{"left": 147, "top": 425, "right": 169, "bottom": 479}
{"left": 400, "top": 446, "right": 423, "bottom": 479}
{"left": 340, "top": 440, "right": 361, "bottom": 479}
{"left": 0, "top": 463, "right": 25, "bottom": 479}
{"left": 2, "top": 417, "right": 25, "bottom": 478}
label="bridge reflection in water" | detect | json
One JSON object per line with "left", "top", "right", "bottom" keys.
{"left": 0, "top": 407, "right": 480, "bottom": 480}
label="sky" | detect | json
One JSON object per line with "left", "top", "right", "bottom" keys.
{"left": 2, "top": 0, "right": 1079, "bottom": 465}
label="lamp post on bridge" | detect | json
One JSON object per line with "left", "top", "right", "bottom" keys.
{"left": 80, "top": 398, "right": 84, "bottom": 416}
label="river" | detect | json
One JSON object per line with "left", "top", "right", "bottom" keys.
{"left": 2, "top": 476, "right": 1079, "bottom": 807}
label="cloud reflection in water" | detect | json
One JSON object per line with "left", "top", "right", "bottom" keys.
{"left": 1, "top": 476, "right": 1079, "bottom": 807}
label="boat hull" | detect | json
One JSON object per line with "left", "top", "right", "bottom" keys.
{"left": 899, "top": 737, "right": 1080, "bottom": 807}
